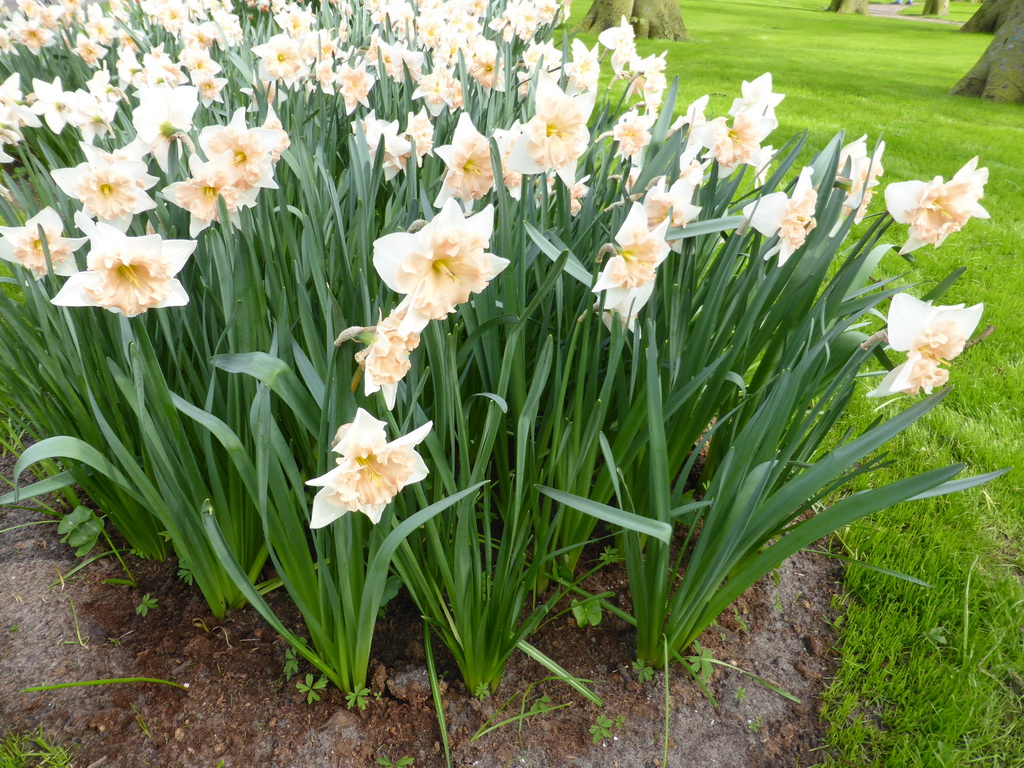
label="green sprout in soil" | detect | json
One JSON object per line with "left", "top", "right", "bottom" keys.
{"left": 589, "top": 714, "right": 625, "bottom": 744}
{"left": 377, "top": 754, "right": 414, "bottom": 767}
{"left": 597, "top": 546, "right": 622, "bottom": 567}
{"left": 345, "top": 686, "right": 370, "bottom": 710}
{"left": 135, "top": 594, "right": 157, "bottom": 618}
{"left": 296, "top": 674, "right": 327, "bottom": 705}
{"left": 283, "top": 648, "right": 300, "bottom": 681}
{"left": 632, "top": 659, "right": 654, "bottom": 683}
{"left": 570, "top": 598, "right": 602, "bottom": 628}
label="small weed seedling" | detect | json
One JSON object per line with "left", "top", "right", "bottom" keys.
{"left": 471, "top": 683, "right": 569, "bottom": 742}
{"left": 597, "top": 546, "right": 622, "bottom": 567}
{"left": 685, "top": 642, "right": 715, "bottom": 684}
{"left": 924, "top": 626, "right": 949, "bottom": 649}
{"left": 732, "top": 605, "right": 749, "bottom": 634}
{"left": 589, "top": 714, "right": 625, "bottom": 744}
{"left": 57, "top": 506, "right": 103, "bottom": 557}
{"left": 283, "top": 647, "right": 300, "bottom": 680}
{"left": 135, "top": 594, "right": 157, "bottom": 618}
{"left": 346, "top": 686, "right": 370, "bottom": 710}
{"left": 0, "top": 728, "right": 74, "bottom": 767}
{"left": 747, "top": 716, "right": 764, "bottom": 734}
{"left": 8, "top": 623, "right": 17, "bottom": 634}
{"left": 297, "top": 674, "right": 327, "bottom": 704}
{"left": 130, "top": 703, "right": 152, "bottom": 740}
{"left": 377, "top": 753, "right": 414, "bottom": 767}
{"left": 570, "top": 598, "right": 602, "bottom": 628}
{"left": 631, "top": 659, "right": 654, "bottom": 683}
{"left": 735, "top": 686, "right": 748, "bottom": 703}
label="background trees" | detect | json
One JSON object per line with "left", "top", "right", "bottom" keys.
{"left": 952, "top": 0, "right": 1024, "bottom": 102}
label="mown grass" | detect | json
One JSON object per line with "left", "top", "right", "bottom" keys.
{"left": 568, "top": 1, "right": 1024, "bottom": 764}
{"left": 0, "top": 730, "right": 74, "bottom": 768}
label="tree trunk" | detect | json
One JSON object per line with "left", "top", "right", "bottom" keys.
{"left": 951, "top": 0, "right": 1024, "bottom": 102}
{"left": 923, "top": 0, "right": 950, "bottom": 15}
{"left": 827, "top": 0, "right": 868, "bottom": 15}
{"left": 578, "top": 0, "right": 689, "bottom": 40}
{"left": 961, "top": 0, "right": 1014, "bottom": 32}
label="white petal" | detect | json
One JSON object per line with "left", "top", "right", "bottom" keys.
{"left": 309, "top": 487, "right": 347, "bottom": 528}
{"left": 887, "top": 293, "right": 936, "bottom": 352}
{"left": 884, "top": 181, "right": 925, "bottom": 223}
{"left": 51, "top": 273, "right": 102, "bottom": 308}
{"left": 466, "top": 204, "right": 495, "bottom": 243}
{"left": 485, "top": 253, "right": 510, "bottom": 280}
{"left": 935, "top": 303, "right": 984, "bottom": 347}
{"left": 866, "top": 361, "right": 909, "bottom": 398}
{"left": 388, "top": 421, "right": 432, "bottom": 450}
{"left": 744, "top": 192, "right": 788, "bottom": 237}
{"left": 158, "top": 280, "right": 190, "bottom": 309}
{"left": 373, "top": 232, "right": 421, "bottom": 293}
{"left": 506, "top": 135, "right": 546, "bottom": 176}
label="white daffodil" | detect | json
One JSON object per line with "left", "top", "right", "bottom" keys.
{"left": 433, "top": 112, "right": 495, "bottom": 207}
{"left": 868, "top": 293, "right": 983, "bottom": 398}
{"left": 373, "top": 200, "right": 507, "bottom": 334}
{"left": 884, "top": 157, "right": 989, "bottom": 255}
{"left": 508, "top": 72, "right": 595, "bottom": 188}
{"left": 29, "top": 77, "right": 77, "bottom": 135}
{"left": 131, "top": 84, "right": 199, "bottom": 171}
{"left": 0, "top": 206, "right": 85, "bottom": 279}
{"left": 51, "top": 212, "right": 196, "bottom": 317}
{"left": 306, "top": 408, "right": 431, "bottom": 527}
{"left": 593, "top": 201, "right": 671, "bottom": 314}
{"left": 50, "top": 143, "right": 158, "bottom": 232}
{"left": 742, "top": 166, "right": 818, "bottom": 265}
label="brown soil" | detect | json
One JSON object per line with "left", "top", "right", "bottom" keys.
{"left": 1, "top": 484, "right": 844, "bottom": 768}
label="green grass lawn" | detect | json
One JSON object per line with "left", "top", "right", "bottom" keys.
{"left": 0, "top": 730, "right": 73, "bottom": 768}
{"left": 569, "top": 1, "right": 1024, "bottom": 764}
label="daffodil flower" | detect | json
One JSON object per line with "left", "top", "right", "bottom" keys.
{"left": 306, "top": 409, "right": 431, "bottom": 527}
{"left": 51, "top": 213, "right": 196, "bottom": 317}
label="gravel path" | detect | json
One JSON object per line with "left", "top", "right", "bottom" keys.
{"left": 867, "top": 3, "right": 965, "bottom": 24}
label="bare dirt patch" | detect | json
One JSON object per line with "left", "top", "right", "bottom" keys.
{"left": 1, "top": 494, "right": 843, "bottom": 768}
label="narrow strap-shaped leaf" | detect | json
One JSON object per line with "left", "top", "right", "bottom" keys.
{"left": 0, "top": 470, "right": 75, "bottom": 505}
{"left": 12, "top": 438, "right": 134, "bottom": 502}
{"left": 212, "top": 352, "right": 320, "bottom": 436}
{"left": 537, "top": 486, "right": 672, "bottom": 544}
{"left": 525, "top": 222, "right": 591, "bottom": 285}
{"left": 202, "top": 500, "right": 341, "bottom": 688}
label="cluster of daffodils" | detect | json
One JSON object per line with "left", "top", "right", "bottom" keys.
{"left": 0, "top": 0, "right": 993, "bottom": 531}
{"left": 1, "top": 67, "right": 284, "bottom": 314}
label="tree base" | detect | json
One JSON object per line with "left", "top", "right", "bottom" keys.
{"left": 827, "top": 0, "right": 868, "bottom": 14}
{"left": 950, "top": 0, "right": 1024, "bottom": 102}
{"left": 577, "top": 0, "right": 690, "bottom": 40}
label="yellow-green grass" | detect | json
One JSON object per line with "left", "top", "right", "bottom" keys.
{"left": 569, "top": 1, "right": 1024, "bottom": 764}
{"left": 0, "top": 730, "right": 74, "bottom": 768}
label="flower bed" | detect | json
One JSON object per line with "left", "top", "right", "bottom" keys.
{"left": 0, "top": 0, "right": 1001, "bottom": 741}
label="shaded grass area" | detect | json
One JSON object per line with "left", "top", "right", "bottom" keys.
{"left": 570, "top": 0, "right": 1024, "bottom": 764}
